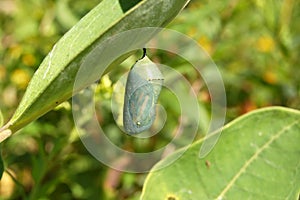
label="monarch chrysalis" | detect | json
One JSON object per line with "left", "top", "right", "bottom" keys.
{"left": 123, "top": 49, "right": 164, "bottom": 134}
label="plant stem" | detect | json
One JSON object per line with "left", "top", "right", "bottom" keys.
{"left": 0, "top": 123, "right": 12, "bottom": 143}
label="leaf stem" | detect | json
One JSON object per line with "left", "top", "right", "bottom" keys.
{"left": 0, "top": 123, "right": 12, "bottom": 143}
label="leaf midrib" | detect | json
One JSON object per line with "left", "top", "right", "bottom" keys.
{"left": 9, "top": 0, "right": 147, "bottom": 126}
{"left": 216, "top": 119, "right": 300, "bottom": 199}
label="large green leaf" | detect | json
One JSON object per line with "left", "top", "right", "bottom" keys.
{"left": 0, "top": 0, "right": 190, "bottom": 142}
{"left": 141, "top": 107, "right": 300, "bottom": 199}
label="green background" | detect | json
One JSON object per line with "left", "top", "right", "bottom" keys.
{"left": 0, "top": 0, "right": 299, "bottom": 199}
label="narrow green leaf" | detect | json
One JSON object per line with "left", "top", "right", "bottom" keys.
{"left": 0, "top": 0, "right": 190, "bottom": 139}
{"left": 142, "top": 107, "right": 300, "bottom": 199}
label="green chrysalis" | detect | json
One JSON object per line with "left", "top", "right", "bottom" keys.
{"left": 123, "top": 49, "right": 164, "bottom": 134}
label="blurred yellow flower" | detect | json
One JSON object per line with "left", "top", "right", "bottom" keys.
{"left": 263, "top": 70, "right": 277, "bottom": 84}
{"left": 187, "top": 27, "right": 197, "bottom": 37}
{"left": 95, "top": 74, "right": 113, "bottom": 99}
{"left": 197, "top": 36, "right": 213, "bottom": 55}
{"left": 9, "top": 45, "right": 23, "bottom": 59}
{"left": 10, "top": 69, "right": 31, "bottom": 89}
{"left": 102, "top": 74, "right": 112, "bottom": 88}
{"left": 256, "top": 36, "right": 275, "bottom": 53}
{"left": 22, "top": 53, "right": 36, "bottom": 67}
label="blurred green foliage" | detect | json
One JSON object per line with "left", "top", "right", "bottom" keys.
{"left": 0, "top": 0, "right": 299, "bottom": 199}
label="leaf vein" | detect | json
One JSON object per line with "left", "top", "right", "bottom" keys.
{"left": 216, "top": 119, "right": 300, "bottom": 199}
